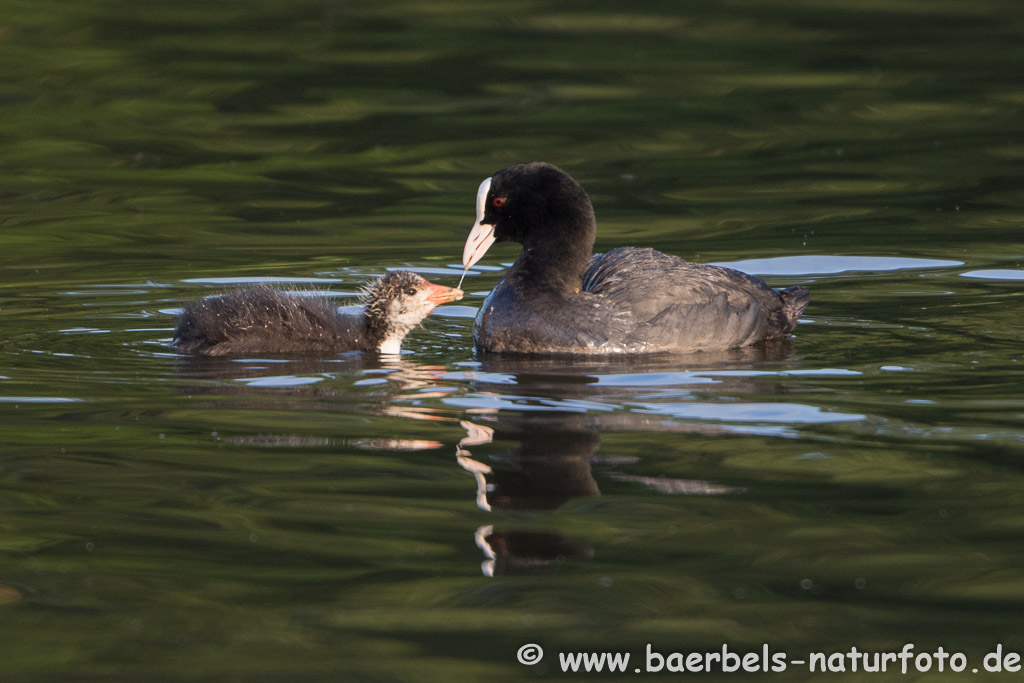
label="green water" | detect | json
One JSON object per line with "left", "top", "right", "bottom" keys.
{"left": 3, "top": 1, "right": 1024, "bottom": 680}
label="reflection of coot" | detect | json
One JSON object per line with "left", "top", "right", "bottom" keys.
{"left": 475, "top": 526, "right": 594, "bottom": 576}
{"left": 174, "top": 271, "right": 461, "bottom": 356}
{"left": 485, "top": 429, "right": 601, "bottom": 510}
{"left": 462, "top": 162, "right": 810, "bottom": 355}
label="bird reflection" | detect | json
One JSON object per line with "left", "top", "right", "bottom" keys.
{"left": 453, "top": 346, "right": 795, "bottom": 511}
{"left": 456, "top": 421, "right": 600, "bottom": 511}
{"left": 474, "top": 525, "right": 594, "bottom": 577}
{"left": 174, "top": 354, "right": 456, "bottom": 449}
{"left": 175, "top": 353, "right": 445, "bottom": 390}
{"left": 174, "top": 342, "right": 797, "bottom": 576}
{"left": 453, "top": 349, "right": 791, "bottom": 575}
{"left": 456, "top": 420, "right": 601, "bottom": 575}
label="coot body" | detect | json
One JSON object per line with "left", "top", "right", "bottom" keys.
{"left": 174, "top": 271, "right": 462, "bottom": 356}
{"left": 462, "top": 162, "right": 809, "bottom": 355}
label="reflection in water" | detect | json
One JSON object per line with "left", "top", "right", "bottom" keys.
{"left": 175, "top": 342, "right": 855, "bottom": 578}
{"left": 180, "top": 353, "right": 454, "bottom": 388}
{"left": 457, "top": 422, "right": 601, "bottom": 511}
{"left": 713, "top": 255, "right": 964, "bottom": 276}
{"left": 459, "top": 423, "right": 601, "bottom": 576}
{"left": 174, "top": 354, "right": 457, "bottom": 450}
{"left": 445, "top": 344, "right": 858, "bottom": 440}
{"left": 474, "top": 525, "right": 594, "bottom": 577}
{"left": 347, "top": 437, "right": 444, "bottom": 451}
{"left": 452, "top": 353, "right": 796, "bottom": 575}
{"left": 175, "top": 353, "right": 447, "bottom": 390}
{"left": 604, "top": 472, "right": 741, "bottom": 496}
{"left": 961, "top": 269, "right": 1024, "bottom": 281}
{"left": 455, "top": 412, "right": 746, "bottom": 575}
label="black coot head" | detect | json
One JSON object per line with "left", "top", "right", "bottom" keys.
{"left": 463, "top": 162, "right": 596, "bottom": 272}
{"left": 487, "top": 162, "right": 593, "bottom": 244}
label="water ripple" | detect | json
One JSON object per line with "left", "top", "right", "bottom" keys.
{"left": 628, "top": 401, "right": 866, "bottom": 424}
{"left": 713, "top": 255, "right": 963, "bottom": 276}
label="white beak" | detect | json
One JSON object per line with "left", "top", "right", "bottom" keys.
{"left": 462, "top": 177, "right": 496, "bottom": 269}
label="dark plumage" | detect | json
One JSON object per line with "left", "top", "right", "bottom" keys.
{"left": 461, "top": 162, "right": 810, "bottom": 355}
{"left": 173, "top": 270, "right": 462, "bottom": 356}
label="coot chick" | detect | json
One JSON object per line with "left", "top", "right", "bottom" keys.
{"left": 174, "top": 270, "right": 462, "bottom": 356}
{"left": 461, "top": 162, "right": 810, "bottom": 355}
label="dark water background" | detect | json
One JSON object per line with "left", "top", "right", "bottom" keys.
{"left": 3, "top": 1, "right": 1024, "bottom": 680}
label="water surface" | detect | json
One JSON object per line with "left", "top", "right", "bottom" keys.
{"left": 2, "top": 0, "right": 1024, "bottom": 680}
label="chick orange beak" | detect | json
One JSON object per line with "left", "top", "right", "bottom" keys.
{"left": 423, "top": 281, "right": 464, "bottom": 306}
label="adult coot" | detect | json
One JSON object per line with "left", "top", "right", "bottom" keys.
{"left": 174, "top": 270, "right": 462, "bottom": 356}
{"left": 461, "top": 162, "right": 810, "bottom": 355}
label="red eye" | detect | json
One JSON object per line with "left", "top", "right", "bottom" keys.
{"left": 492, "top": 197, "right": 505, "bottom": 208}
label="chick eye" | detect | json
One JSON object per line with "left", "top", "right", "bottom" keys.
{"left": 492, "top": 197, "right": 505, "bottom": 208}
{"left": 405, "top": 287, "right": 418, "bottom": 296}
